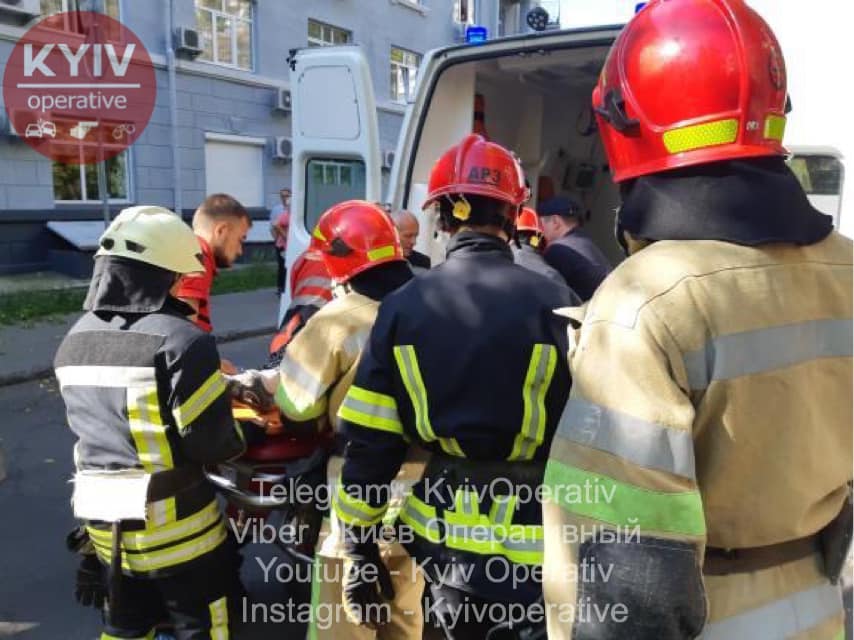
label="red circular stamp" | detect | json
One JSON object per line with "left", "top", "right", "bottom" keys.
{"left": 2, "top": 11, "right": 156, "bottom": 165}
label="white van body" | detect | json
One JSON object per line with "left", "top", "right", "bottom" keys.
{"left": 282, "top": 2, "right": 848, "bottom": 319}
{"left": 283, "top": 25, "right": 622, "bottom": 319}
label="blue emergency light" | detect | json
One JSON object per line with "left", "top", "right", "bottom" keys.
{"left": 465, "top": 26, "right": 488, "bottom": 44}
{"left": 635, "top": 2, "right": 648, "bottom": 12}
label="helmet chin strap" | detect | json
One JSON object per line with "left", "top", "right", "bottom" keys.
{"left": 500, "top": 217, "right": 516, "bottom": 242}
{"left": 615, "top": 215, "right": 652, "bottom": 257}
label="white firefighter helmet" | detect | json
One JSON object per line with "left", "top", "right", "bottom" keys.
{"left": 96, "top": 206, "right": 204, "bottom": 274}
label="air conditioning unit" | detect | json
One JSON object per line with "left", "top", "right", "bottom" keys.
{"left": 381, "top": 149, "right": 395, "bottom": 171}
{"left": 174, "top": 27, "right": 203, "bottom": 58}
{"left": 272, "top": 136, "right": 292, "bottom": 162}
{"left": 0, "top": 0, "right": 39, "bottom": 23}
{"left": 273, "top": 88, "right": 291, "bottom": 113}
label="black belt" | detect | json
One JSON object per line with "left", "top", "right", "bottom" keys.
{"left": 703, "top": 535, "right": 819, "bottom": 576}
{"left": 426, "top": 451, "right": 546, "bottom": 486}
{"left": 147, "top": 466, "right": 206, "bottom": 502}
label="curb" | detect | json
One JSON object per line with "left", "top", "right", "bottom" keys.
{"left": 0, "top": 324, "right": 276, "bottom": 388}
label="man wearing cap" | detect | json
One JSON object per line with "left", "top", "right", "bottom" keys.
{"left": 537, "top": 195, "right": 612, "bottom": 301}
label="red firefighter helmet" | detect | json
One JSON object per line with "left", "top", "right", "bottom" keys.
{"left": 592, "top": 0, "right": 788, "bottom": 183}
{"left": 516, "top": 207, "right": 543, "bottom": 234}
{"left": 311, "top": 200, "right": 404, "bottom": 283}
{"left": 424, "top": 134, "right": 529, "bottom": 209}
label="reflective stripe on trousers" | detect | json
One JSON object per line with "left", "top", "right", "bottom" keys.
{"left": 400, "top": 492, "right": 544, "bottom": 565}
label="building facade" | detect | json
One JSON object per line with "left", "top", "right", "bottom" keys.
{"left": 0, "top": 0, "right": 468, "bottom": 274}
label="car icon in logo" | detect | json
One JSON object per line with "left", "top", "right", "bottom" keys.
{"left": 25, "top": 123, "right": 43, "bottom": 138}
{"left": 24, "top": 119, "right": 57, "bottom": 139}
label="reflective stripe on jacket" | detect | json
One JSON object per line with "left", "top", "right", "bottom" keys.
{"left": 275, "top": 291, "right": 379, "bottom": 428}
{"left": 54, "top": 306, "right": 246, "bottom": 577}
{"left": 542, "top": 232, "right": 853, "bottom": 638}
{"left": 334, "top": 231, "right": 574, "bottom": 601}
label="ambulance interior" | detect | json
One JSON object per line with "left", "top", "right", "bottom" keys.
{"left": 404, "top": 45, "right": 625, "bottom": 267}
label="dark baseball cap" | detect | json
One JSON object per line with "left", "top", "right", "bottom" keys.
{"left": 537, "top": 196, "right": 581, "bottom": 218}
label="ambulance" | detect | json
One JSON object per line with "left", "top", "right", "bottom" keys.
{"left": 281, "top": 0, "right": 848, "bottom": 316}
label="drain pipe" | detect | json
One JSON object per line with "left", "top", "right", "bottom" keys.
{"left": 165, "top": 0, "right": 183, "bottom": 217}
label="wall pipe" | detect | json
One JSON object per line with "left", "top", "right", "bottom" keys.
{"left": 165, "top": 0, "right": 183, "bottom": 216}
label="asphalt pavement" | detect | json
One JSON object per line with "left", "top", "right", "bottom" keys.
{"left": 0, "top": 335, "right": 308, "bottom": 639}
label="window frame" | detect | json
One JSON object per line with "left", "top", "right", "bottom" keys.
{"left": 40, "top": 0, "right": 122, "bottom": 32}
{"left": 307, "top": 18, "right": 352, "bottom": 48}
{"left": 195, "top": 0, "right": 255, "bottom": 72}
{"left": 52, "top": 148, "right": 132, "bottom": 204}
{"left": 454, "top": 0, "right": 474, "bottom": 25}
{"left": 310, "top": 159, "right": 358, "bottom": 187}
{"left": 390, "top": 45, "right": 422, "bottom": 104}
{"left": 304, "top": 157, "right": 367, "bottom": 232}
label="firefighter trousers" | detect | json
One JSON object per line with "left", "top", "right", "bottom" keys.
{"left": 309, "top": 544, "right": 424, "bottom": 640}
{"left": 100, "top": 540, "right": 244, "bottom": 640}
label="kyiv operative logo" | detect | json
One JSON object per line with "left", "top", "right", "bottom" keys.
{"left": 2, "top": 11, "right": 156, "bottom": 164}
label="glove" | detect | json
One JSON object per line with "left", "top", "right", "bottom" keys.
{"left": 225, "top": 369, "right": 279, "bottom": 412}
{"left": 66, "top": 524, "right": 93, "bottom": 555}
{"left": 66, "top": 525, "right": 107, "bottom": 610}
{"left": 75, "top": 550, "right": 107, "bottom": 609}
{"left": 341, "top": 537, "right": 395, "bottom": 629}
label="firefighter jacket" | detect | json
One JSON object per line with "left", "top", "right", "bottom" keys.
{"left": 542, "top": 232, "right": 853, "bottom": 639}
{"left": 55, "top": 283, "right": 246, "bottom": 578}
{"left": 333, "top": 231, "right": 574, "bottom": 603}
{"left": 289, "top": 249, "right": 334, "bottom": 311}
{"left": 275, "top": 290, "right": 383, "bottom": 428}
{"left": 268, "top": 250, "right": 335, "bottom": 364}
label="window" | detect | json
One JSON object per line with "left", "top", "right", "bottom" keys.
{"left": 41, "top": 0, "right": 121, "bottom": 31}
{"left": 307, "top": 19, "right": 351, "bottom": 47}
{"left": 788, "top": 155, "right": 843, "bottom": 196}
{"left": 53, "top": 151, "right": 129, "bottom": 202}
{"left": 305, "top": 159, "right": 366, "bottom": 231}
{"left": 196, "top": 0, "right": 254, "bottom": 70}
{"left": 204, "top": 136, "right": 265, "bottom": 207}
{"left": 454, "top": 0, "right": 474, "bottom": 24}
{"left": 390, "top": 46, "right": 421, "bottom": 104}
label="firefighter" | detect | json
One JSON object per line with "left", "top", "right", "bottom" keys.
{"left": 266, "top": 245, "right": 334, "bottom": 367}
{"left": 513, "top": 206, "right": 580, "bottom": 299}
{"left": 332, "top": 135, "right": 574, "bottom": 638}
{"left": 54, "top": 206, "right": 249, "bottom": 639}
{"left": 542, "top": 1, "right": 853, "bottom": 638}
{"left": 227, "top": 201, "right": 423, "bottom": 639}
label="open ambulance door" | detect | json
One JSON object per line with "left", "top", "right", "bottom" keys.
{"left": 281, "top": 46, "right": 382, "bottom": 321}
{"left": 387, "top": 27, "right": 622, "bottom": 266}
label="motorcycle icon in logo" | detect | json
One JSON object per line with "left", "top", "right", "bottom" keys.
{"left": 24, "top": 119, "right": 57, "bottom": 139}
{"left": 112, "top": 123, "right": 136, "bottom": 140}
